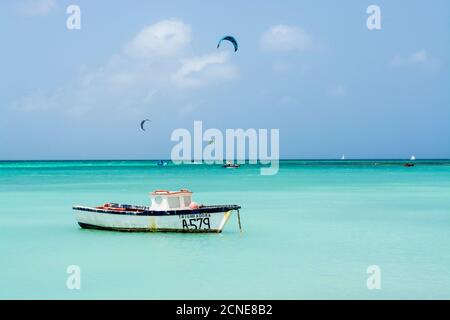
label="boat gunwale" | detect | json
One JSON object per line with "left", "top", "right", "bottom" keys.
{"left": 72, "top": 204, "right": 241, "bottom": 216}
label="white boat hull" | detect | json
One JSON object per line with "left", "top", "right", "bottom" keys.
{"left": 74, "top": 210, "right": 233, "bottom": 233}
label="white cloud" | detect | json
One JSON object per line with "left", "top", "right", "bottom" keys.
{"left": 14, "top": 19, "right": 238, "bottom": 116}
{"left": 409, "top": 50, "right": 428, "bottom": 64}
{"left": 391, "top": 50, "right": 439, "bottom": 70}
{"left": 17, "top": 0, "right": 56, "bottom": 16}
{"left": 173, "top": 52, "right": 238, "bottom": 88}
{"left": 124, "top": 19, "right": 192, "bottom": 59}
{"left": 260, "top": 25, "right": 312, "bottom": 53}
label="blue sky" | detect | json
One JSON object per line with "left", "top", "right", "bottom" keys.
{"left": 0, "top": 0, "right": 449, "bottom": 160}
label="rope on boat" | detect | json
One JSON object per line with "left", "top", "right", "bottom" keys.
{"left": 237, "top": 209, "right": 242, "bottom": 233}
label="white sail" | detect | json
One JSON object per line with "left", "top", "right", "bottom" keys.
{"left": 341, "top": 154, "right": 345, "bottom": 160}
{"left": 410, "top": 155, "right": 416, "bottom": 161}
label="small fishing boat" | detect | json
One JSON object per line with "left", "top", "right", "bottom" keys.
{"left": 404, "top": 163, "right": 415, "bottom": 167}
{"left": 223, "top": 161, "right": 240, "bottom": 168}
{"left": 73, "top": 189, "right": 241, "bottom": 233}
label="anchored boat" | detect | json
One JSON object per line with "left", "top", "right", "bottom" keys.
{"left": 223, "top": 161, "right": 240, "bottom": 168}
{"left": 73, "top": 189, "right": 241, "bottom": 233}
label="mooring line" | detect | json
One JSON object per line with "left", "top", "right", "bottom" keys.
{"left": 237, "top": 209, "right": 242, "bottom": 233}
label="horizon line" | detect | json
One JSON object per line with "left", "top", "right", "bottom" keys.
{"left": 1, "top": 158, "right": 450, "bottom": 162}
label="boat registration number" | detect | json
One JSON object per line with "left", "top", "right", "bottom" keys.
{"left": 181, "top": 217, "right": 211, "bottom": 230}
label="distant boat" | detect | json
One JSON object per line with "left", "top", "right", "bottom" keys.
{"left": 340, "top": 155, "right": 346, "bottom": 160}
{"left": 223, "top": 161, "right": 240, "bottom": 168}
{"left": 410, "top": 155, "right": 416, "bottom": 161}
{"left": 157, "top": 160, "right": 168, "bottom": 166}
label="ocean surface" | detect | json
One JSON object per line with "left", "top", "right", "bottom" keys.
{"left": 1, "top": 160, "right": 450, "bottom": 299}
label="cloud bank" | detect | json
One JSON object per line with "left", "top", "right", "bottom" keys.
{"left": 14, "top": 19, "right": 238, "bottom": 116}
{"left": 260, "top": 25, "right": 312, "bottom": 53}
{"left": 391, "top": 50, "right": 439, "bottom": 70}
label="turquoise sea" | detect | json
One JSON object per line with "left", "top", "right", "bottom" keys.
{"left": 1, "top": 160, "right": 450, "bottom": 299}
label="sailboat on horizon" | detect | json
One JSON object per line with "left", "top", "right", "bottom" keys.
{"left": 340, "top": 154, "right": 346, "bottom": 160}
{"left": 410, "top": 155, "right": 416, "bottom": 161}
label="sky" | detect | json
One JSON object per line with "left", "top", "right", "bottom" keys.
{"left": 0, "top": 0, "right": 449, "bottom": 160}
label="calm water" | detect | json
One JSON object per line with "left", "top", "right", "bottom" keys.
{"left": 1, "top": 160, "right": 450, "bottom": 299}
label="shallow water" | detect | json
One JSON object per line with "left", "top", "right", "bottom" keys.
{"left": 1, "top": 160, "right": 450, "bottom": 299}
